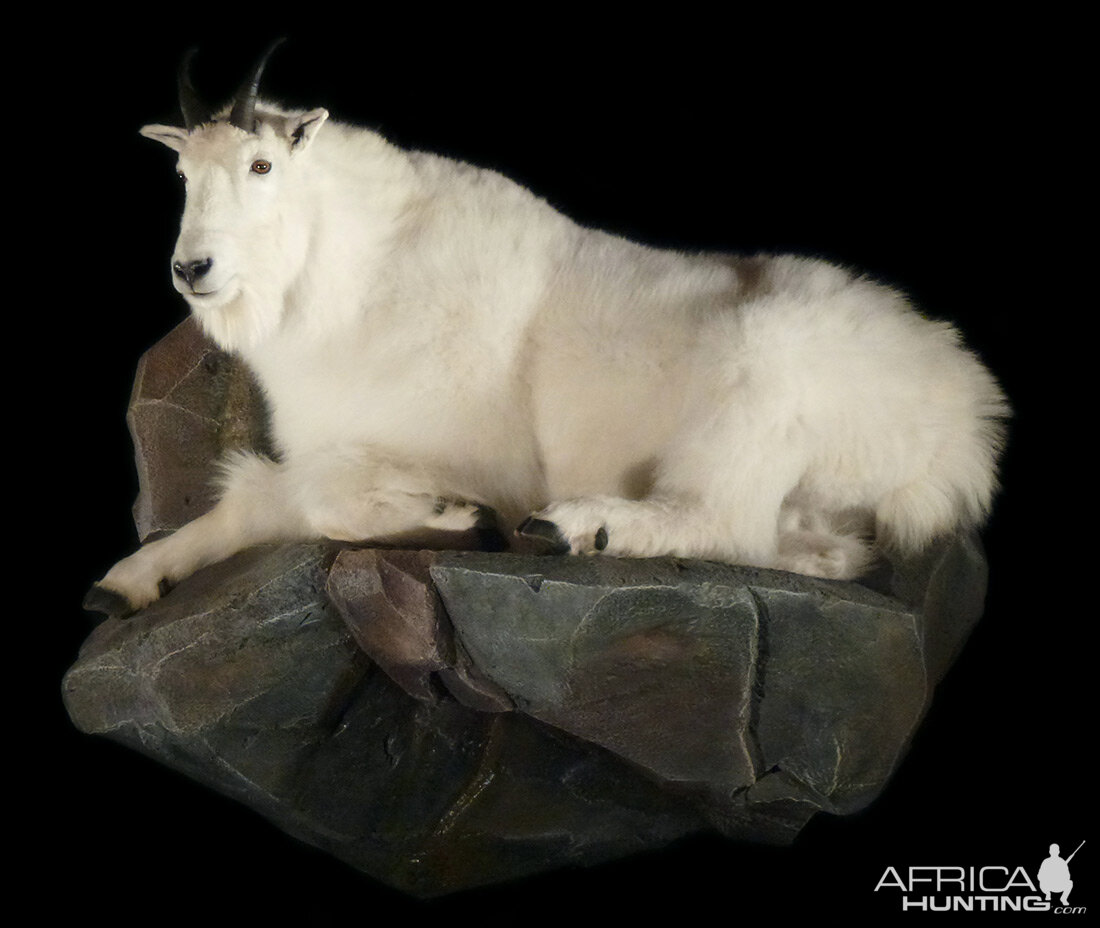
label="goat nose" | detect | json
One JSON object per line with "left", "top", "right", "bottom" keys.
{"left": 173, "top": 258, "right": 213, "bottom": 288}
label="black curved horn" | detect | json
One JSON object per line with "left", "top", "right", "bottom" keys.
{"left": 228, "top": 38, "right": 286, "bottom": 133}
{"left": 177, "top": 47, "right": 209, "bottom": 130}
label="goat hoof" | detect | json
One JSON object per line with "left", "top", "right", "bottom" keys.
{"left": 471, "top": 505, "right": 509, "bottom": 551}
{"left": 515, "top": 517, "right": 570, "bottom": 555}
{"left": 472, "top": 504, "right": 500, "bottom": 530}
{"left": 594, "top": 526, "right": 609, "bottom": 550}
{"left": 82, "top": 583, "right": 137, "bottom": 620}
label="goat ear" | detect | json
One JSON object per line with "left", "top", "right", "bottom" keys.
{"left": 140, "top": 124, "right": 189, "bottom": 152}
{"left": 287, "top": 108, "right": 328, "bottom": 154}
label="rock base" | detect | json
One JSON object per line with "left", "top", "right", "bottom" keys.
{"left": 64, "top": 535, "right": 986, "bottom": 896}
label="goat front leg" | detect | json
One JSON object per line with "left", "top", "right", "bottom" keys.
{"left": 84, "top": 454, "right": 309, "bottom": 618}
{"left": 289, "top": 447, "right": 497, "bottom": 545}
{"left": 85, "top": 449, "right": 498, "bottom": 619}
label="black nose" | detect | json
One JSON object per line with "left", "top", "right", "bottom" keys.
{"left": 173, "top": 258, "right": 213, "bottom": 288}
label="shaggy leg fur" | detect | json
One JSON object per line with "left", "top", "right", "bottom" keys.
{"left": 520, "top": 384, "right": 880, "bottom": 579}
{"left": 519, "top": 494, "right": 874, "bottom": 580}
{"left": 86, "top": 449, "right": 491, "bottom": 618}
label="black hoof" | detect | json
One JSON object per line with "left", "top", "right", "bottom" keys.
{"left": 472, "top": 505, "right": 508, "bottom": 551}
{"left": 594, "top": 526, "right": 608, "bottom": 551}
{"left": 472, "top": 504, "right": 500, "bottom": 531}
{"left": 476, "top": 528, "right": 509, "bottom": 552}
{"left": 82, "top": 584, "right": 136, "bottom": 620}
{"left": 515, "top": 517, "right": 570, "bottom": 555}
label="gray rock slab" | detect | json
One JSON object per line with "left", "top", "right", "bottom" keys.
{"left": 428, "top": 548, "right": 971, "bottom": 823}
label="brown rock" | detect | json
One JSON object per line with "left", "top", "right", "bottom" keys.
{"left": 127, "top": 318, "right": 271, "bottom": 541}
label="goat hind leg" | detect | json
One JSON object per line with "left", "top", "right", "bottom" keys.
{"left": 520, "top": 406, "right": 826, "bottom": 571}
{"left": 518, "top": 492, "right": 780, "bottom": 566}
{"left": 522, "top": 488, "right": 875, "bottom": 579}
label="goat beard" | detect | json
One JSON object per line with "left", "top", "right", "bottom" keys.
{"left": 188, "top": 282, "right": 282, "bottom": 354}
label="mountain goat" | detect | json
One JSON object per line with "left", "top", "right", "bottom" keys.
{"left": 85, "top": 42, "right": 1009, "bottom": 618}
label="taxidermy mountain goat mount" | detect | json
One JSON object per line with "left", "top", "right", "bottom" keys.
{"left": 85, "top": 40, "right": 1009, "bottom": 619}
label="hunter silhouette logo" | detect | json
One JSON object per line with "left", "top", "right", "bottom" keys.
{"left": 874, "top": 838, "right": 1087, "bottom": 913}
{"left": 1039, "top": 841, "right": 1084, "bottom": 906}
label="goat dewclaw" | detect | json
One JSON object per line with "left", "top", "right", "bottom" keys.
{"left": 68, "top": 41, "right": 1002, "bottom": 895}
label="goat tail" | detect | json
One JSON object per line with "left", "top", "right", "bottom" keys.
{"left": 875, "top": 411, "right": 1008, "bottom": 556}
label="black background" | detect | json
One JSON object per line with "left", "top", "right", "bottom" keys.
{"left": 40, "top": 11, "right": 1087, "bottom": 920}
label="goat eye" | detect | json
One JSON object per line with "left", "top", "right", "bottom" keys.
{"left": 251, "top": 159, "right": 272, "bottom": 175}
{"left": 177, "top": 171, "right": 186, "bottom": 183}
